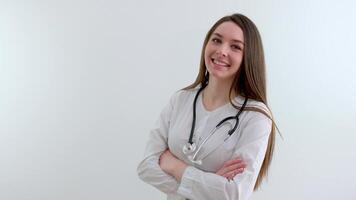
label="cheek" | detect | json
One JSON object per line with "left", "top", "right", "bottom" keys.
{"left": 204, "top": 50, "right": 212, "bottom": 65}
{"left": 204, "top": 43, "right": 215, "bottom": 58}
{"left": 233, "top": 54, "right": 243, "bottom": 67}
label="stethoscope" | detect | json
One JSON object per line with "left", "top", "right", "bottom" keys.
{"left": 182, "top": 85, "right": 248, "bottom": 165}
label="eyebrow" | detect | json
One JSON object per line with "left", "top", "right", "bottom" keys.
{"left": 212, "top": 33, "right": 245, "bottom": 45}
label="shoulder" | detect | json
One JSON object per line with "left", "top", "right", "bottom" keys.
{"left": 243, "top": 100, "right": 272, "bottom": 135}
{"left": 168, "top": 87, "right": 199, "bottom": 106}
{"left": 247, "top": 99, "right": 271, "bottom": 118}
{"left": 234, "top": 96, "right": 271, "bottom": 119}
{"left": 233, "top": 97, "right": 272, "bottom": 134}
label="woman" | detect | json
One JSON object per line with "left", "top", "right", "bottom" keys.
{"left": 137, "top": 13, "right": 276, "bottom": 200}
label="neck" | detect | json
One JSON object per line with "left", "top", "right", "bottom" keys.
{"left": 202, "top": 77, "right": 236, "bottom": 110}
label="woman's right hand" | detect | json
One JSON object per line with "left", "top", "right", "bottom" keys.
{"left": 216, "top": 158, "right": 246, "bottom": 181}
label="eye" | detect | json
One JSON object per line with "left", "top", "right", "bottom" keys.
{"left": 211, "top": 37, "right": 221, "bottom": 43}
{"left": 231, "top": 44, "right": 242, "bottom": 51}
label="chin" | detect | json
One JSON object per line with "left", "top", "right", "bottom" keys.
{"left": 209, "top": 72, "right": 233, "bottom": 81}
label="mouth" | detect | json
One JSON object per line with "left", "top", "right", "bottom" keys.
{"left": 211, "top": 58, "right": 230, "bottom": 68}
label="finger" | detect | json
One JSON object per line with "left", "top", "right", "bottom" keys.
{"left": 224, "top": 162, "right": 247, "bottom": 173}
{"left": 226, "top": 168, "right": 245, "bottom": 180}
{"left": 218, "top": 160, "right": 243, "bottom": 174}
{"left": 219, "top": 162, "right": 246, "bottom": 176}
{"left": 225, "top": 168, "right": 245, "bottom": 181}
{"left": 221, "top": 164, "right": 246, "bottom": 177}
{"left": 216, "top": 158, "right": 244, "bottom": 176}
{"left": 221, "top": 158, "right": 243, "bottom": 168}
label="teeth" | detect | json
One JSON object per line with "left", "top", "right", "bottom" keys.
{"left": 213, "top": 59, "right": 228, "bottom": 66}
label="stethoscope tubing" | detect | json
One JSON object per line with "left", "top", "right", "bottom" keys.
{"left": 189, "top": 120, "right": 233, "bottom": 162}
{"left": 183, "top": 85, "right": 248, "bottom": 164}
{"left": 188, "top": 85, "right": 248, "bottom": 145}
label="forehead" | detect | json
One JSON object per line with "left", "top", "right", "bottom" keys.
{"left": 212, "top": 21, "right": 244, "bottom": 42}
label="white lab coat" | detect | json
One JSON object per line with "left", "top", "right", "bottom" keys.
{"left": 137, "top": 87, "right": 272, "bottom": 200}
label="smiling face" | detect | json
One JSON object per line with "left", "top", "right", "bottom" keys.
{"left": 204, "top": 21, "right": 244, "bottom": 82}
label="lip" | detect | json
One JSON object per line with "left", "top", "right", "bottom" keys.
{"left": 211, "top": 58, "right": 230, "bottom": 67}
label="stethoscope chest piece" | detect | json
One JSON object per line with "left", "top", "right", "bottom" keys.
{"left": 182, "top": 142, "right": 196, "bottom": 154}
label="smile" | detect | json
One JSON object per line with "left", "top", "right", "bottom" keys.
{"left": 212, "top": 58, "right": 230, "bottom": 67}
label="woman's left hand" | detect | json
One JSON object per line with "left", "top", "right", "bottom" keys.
{"left": 159, "top": 149, "right": 187, "bottom": 181}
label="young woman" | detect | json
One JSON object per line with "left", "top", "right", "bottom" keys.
{"left": 137, "top": 13, "right": 276, "bottom": 200}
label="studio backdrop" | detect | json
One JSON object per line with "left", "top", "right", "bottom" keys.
{"left": 1, "top": 0, "right": 355, "bottom": 199}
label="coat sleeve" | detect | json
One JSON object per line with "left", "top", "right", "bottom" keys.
{"left": 137, "top": 92, "right": 180, "bottom": 194}
{"left": 176, "top": 112, "right": 272, "bottom": 200}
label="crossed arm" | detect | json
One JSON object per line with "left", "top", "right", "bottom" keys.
{"left": 137, "top": 92, "right": 271, "bottom": 199}
{"left": 159, "top": 149, "right": 246, "bottom": 182}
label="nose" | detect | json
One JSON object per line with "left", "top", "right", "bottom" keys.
{"left": 216, "top": 44, "right": 229, "bottom": 57}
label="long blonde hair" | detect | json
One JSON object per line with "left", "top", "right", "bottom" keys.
{"left": 183, "top": 13, "right": 277, "bottom": 190}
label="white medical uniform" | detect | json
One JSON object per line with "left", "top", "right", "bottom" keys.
{"left": 137, "top": 87, "right": 272, "bottom": 200}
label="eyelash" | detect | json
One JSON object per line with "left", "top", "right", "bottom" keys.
{"left": 211, "top": 38, "right": 242, "bottom": 51}
{"left": 231, "top": 45, "right": 242, "bottom": 50}
{"left": 212, "top": 38, "right": 221, "bottom": 43}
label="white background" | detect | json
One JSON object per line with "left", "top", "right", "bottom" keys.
{"left": 1, "top": 0, "right": 356, "bottom": 199}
